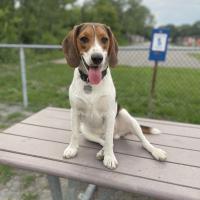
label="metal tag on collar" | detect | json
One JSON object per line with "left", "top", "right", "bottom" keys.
{"left": 84, "top": 83, "right": 92, "bottom": 94}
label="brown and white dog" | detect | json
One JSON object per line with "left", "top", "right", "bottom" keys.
{"left": 62, "top": 23, "right": 167, "bottom": 169}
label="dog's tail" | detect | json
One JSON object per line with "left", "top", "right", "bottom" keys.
{"left": 140, "top": 125, "right": 161, "bottom": 134}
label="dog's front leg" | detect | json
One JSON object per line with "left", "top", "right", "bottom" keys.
{"left": 103, "top": 112, "right": 118, "bottom": 169}
{"left": 63, "top": 109, "right": 80, "bottom": 158}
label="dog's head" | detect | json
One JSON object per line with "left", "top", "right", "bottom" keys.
{"left": 62, "top": 23, "right": 118, "bottom": 84}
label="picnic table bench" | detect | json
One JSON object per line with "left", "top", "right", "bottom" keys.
{"left": 0, "top": 107, "right": 200, "bottom": 200}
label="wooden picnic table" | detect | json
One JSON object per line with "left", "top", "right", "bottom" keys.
{"left": 0, "top": 107, "right": 200, "bottom": 200}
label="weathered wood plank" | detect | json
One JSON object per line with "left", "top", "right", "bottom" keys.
{"left": 35, "top": 108, "right": 71, "bottom": 120}
{"left": 124, "top": 134, "right": 200, "bottom": 151}
{"left": 47, "top": 107, "right": 70, "bottom": 113}
{"left": 22, "top": 108, "right": 200, "bottom": 139}
{"left": 5, "top": 123, "right": 200, "bottom": 151}
{"left": 4, "top": 123, "right": 200, "bottom": 168}
{"left": 0, "top": 133, "right": 199, "bottom": 190}
{"left": 22, "top": 114, "right": 70, "bottom": 130}
{"left": 47, "top": 107, "right": 200, "bottom": 129}
{"left": 0, "top": 150, "right": 199, "bottom": 200}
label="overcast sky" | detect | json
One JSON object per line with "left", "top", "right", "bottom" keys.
{"left": 142, "top": 0, "right": 200, "bottom": 26}
{"left": 77, "top": 0, "right": 200, "bottom": 26}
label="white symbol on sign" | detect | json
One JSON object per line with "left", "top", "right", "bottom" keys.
{"left": 157, "top": 38, "right": 162, "bottom": 47}
{"left": 152, "top": 33, "right": 167, "bottom": 52}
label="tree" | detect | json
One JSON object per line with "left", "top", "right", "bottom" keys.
{"left": 120, "top": 0, "right": 154, "bottom": 36}
{"left": 191, "top": 21, "right": 200, "bottom": 36}
{"left": 81, "top": 0, "right": 120, "bottom": 35}
{"left": 0, "top": 0, "right": 154, "bottom": 45}
{"left": 18, "top": 0, "right": 64, "bottom": 43}
{"left": 0, "top": 0, "right": 20, "bottom": 43}
{"left": 81, "top": 0, "right": 154, "bottom": 44}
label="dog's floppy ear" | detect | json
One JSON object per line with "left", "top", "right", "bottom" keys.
{"left": 105, "top": 25, "right": 118, "bottom": 67}
{"left": 62, "top": 25, "right": 83, "bottom": 68}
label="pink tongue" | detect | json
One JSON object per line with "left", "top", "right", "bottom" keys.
{"left": 88, "top": 68, "right": 102, "bottom": 85}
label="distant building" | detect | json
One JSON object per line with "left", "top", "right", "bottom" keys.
{"left": 197, "top": 38, "right": 200, "bottom": 46}
{"left": 177, "top": 36, "right": 200, "bottom": 47}
{"left": 127, "top": 34, "right": 145, "bottom": 44}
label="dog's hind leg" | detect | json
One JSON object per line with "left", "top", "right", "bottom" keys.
{"left": 115, "top": 109, "right": 167, "bottom": 161}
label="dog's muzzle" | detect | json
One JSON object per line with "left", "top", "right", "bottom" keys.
{"left": 91, "top": 53, "right": 103, "bottom": 66}
{"left": 80, "top": 54, "right": 107, "bottom": 85}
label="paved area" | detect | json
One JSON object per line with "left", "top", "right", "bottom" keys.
{"left": 55, "top": 45, "right": 200, "bottom": 68}
{"left": 0, "top": 169, "right": 55, "bottom": 200}
{"left": 0, "top": 168, "right": 155, "bottom": 200}
{"left": 118, "top": 48, "right": 200, "bottom": 68}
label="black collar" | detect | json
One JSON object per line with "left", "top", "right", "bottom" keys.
{"left": 78, "top": 68, "right": 107, "bottom": 83}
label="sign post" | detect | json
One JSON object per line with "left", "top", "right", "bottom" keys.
{"left": 148, "top": 28, "right": 170, "bottom": 115}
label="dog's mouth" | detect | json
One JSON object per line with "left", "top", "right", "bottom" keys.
{"left": 81, "top": 56, "right": 102, "bottom": 85}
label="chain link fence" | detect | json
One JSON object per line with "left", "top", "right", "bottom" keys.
{"left": 0, "top": 44, "right": 200, "bottom": 124}
{"left": 118, "top": 46, "right": 200, "bottom": 124}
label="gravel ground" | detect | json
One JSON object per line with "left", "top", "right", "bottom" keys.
{"left": 0, "top": 169, "right": 56, "bottom": 200}
{"left": 0, "top": 104, "right": 156, "bottom": 200}
{"left": 0, "top": 169, "right": 155, "bottom": 200}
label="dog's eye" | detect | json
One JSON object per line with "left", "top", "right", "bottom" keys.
{"left": 101, "top": 37, "right": 108, "bottom": 44}
{"left": 80, "top": 36, "right": 89, "bottom": 44}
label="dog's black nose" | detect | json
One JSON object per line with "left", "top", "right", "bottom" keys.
{"left": 91, "top": 53, "right": 103, "bottom": 65}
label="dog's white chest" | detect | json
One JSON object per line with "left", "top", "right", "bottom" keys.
{"left": 73, "top": 94, "right": 110, "bottom": 127}
{"left": 69, "top": 68, "right": 116, "bottom": 128}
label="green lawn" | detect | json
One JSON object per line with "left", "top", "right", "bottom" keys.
{"left": 0, "top": 61, "right": 200, "bottom": 124}
{"left": 190, "top": 52, "right": 200, "bottom": 61}
{"left": 0, "top": 165, "right": 14, "bottom": 184}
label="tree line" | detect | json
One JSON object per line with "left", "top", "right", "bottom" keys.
{"left": 160, "top": 22, "right": 200, "bottom": 43}
{"left": 0, "top": 0, "right": 199, "bottom": 45}
{"left": 0, "top": 0, "right": 154, "bottom": 45}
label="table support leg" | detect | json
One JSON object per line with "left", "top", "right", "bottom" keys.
{"left": 47, "top": 175, "right": 63, "bottom": 200}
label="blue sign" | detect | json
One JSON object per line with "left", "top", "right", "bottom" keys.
{"left": 149, "top": 28, "right": 170, "bottom": 61}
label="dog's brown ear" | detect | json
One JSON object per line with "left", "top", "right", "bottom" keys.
{"left": 62, "top": 25, "right": 83, "bottom": 68}
{"left": 105, "top": 26, "right": 118, "bottom": 67}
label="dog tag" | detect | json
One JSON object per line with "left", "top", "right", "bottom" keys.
{"left": 84, "top": 84, "right": 92, "bottom": 94}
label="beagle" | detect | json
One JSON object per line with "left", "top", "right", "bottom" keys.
{"left": 62, "top": 23, "right": 167, "bottom": 169}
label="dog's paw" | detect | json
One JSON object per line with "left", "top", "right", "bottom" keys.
{"left": 152, "top": 148, "right": 167, "bottom": 161}
{"left": 103, "top": 153, "right": 118, "bottom": 169}
{"left": 96, "top": 148, "right": 104, "bottom": 160}
{"left": 63, "top": 146, "right": 78, "bottom": 159}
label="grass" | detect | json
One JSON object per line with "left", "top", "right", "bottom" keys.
{"left": 0, "top": 111, "right": 30, "bottom": 132}
{"left": 21, "top": 192, "right": 38, "bottom": 200}
{"left": 113, "top": 66, "right": 200, "bottom": 123}
{"left": 6, "top": 112, "right": 25, "bottom": 121}
{"left": 190, "top": 52, "right": 200, "bottom": 61}
{"left": 22, "top": 175, "right": 36, "bottom": 189}
{"left": 0, "top": 60, "right": 200, "bottom": 124}
{"left": 0, "top": 165, "right": 15, "bottom": 184}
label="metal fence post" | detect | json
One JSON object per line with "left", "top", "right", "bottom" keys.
{"left": 19, "top": 47, "right": 28, "bottom": 107}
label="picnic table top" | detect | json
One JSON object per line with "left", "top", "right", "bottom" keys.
{"left": 0, "top": 107, "right": 200, "bottom": 200}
